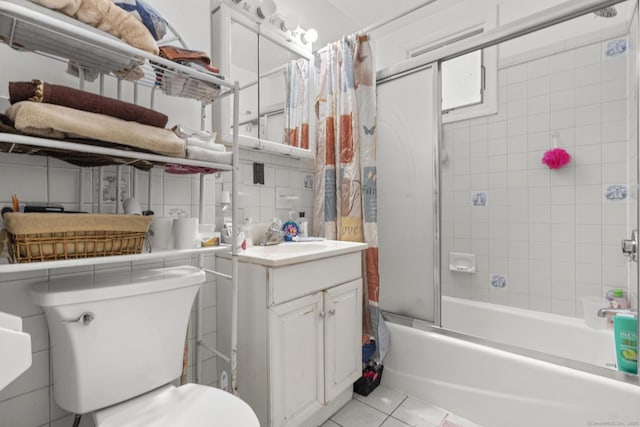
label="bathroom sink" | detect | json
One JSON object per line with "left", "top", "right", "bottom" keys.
{"left": 220, "top": 240, "right": 368, "bottom": 267}
{"left": 248, "top": 243, "right": 328, "bottom": 255}
{"left": 0, "top": 311, "right": 31, "bottom": 391}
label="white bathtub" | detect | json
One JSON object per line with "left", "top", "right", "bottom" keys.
{"left": 441, "top": 296, "right": 618, "bottom": 369}
{"left": 382, "top": 301, "right": 640, "bottom": 427}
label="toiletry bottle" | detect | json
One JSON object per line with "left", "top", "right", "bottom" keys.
{"left": 614, "top": 314, "right": 638, "bottom": 374}
{"left": 298, "top": 212, "right": 308, "bottom": 238}
{"left": 607, "top": 289, "right": 629, "bottom": 326}
{"left": 282, "top": 211, "right": 299, "bottom": 242}
{"left": 244, "top": 218, "right": 253, "bottom": 249}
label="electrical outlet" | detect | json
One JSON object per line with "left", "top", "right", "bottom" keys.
{"left": 253, "top": 162, "right": 265, "bottom": 185}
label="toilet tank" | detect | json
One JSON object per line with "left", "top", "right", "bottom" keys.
{"left": 31, "top": 266, "right": 205, "bottom": 414}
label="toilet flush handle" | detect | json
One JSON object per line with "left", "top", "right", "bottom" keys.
{"left": 62, "top": 312, "right": 95, "bottom": 327}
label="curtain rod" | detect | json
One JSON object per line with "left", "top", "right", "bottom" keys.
{"left": 376, "top": 0, "right": 626, "bottom": 82}
{"left": 314, "top": 0, "right": 439, "bottom": 53}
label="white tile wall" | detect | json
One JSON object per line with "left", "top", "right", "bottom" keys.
{"left": 442, "top": 37, "right": 634, "bottom": 318}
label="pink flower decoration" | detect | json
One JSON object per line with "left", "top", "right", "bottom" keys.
{"left": 542, "top": 148, "right": 571, "bottom": 169}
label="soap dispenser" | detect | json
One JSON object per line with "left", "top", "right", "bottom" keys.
{"left": 298, "top": 212, "right": 308, "bottom": 238}
{"left": 244, "top": 218, "right": 253, "bottom": 249}
{"left": 282, "top": 211, "right": 299, "bottom": 242}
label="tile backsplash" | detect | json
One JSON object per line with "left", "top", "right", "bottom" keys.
{"left": 441, "top": 36, "right": 635, "bottom": 319}
{"left": 0, "top": 144, "right": 313, "bottom": 427}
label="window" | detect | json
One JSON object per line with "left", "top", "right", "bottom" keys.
{"left": 441, "top": 50, "right": 484, "bottom": 111}
{"left": 407, "top": 5, "right": 498, "bottom": 123}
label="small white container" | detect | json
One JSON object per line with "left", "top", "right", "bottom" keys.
{"left": 198, "top": 224, "right": 219, "bottom": 247}
{"left": 148, "top": 217, "right": 174, "bottom": 250}
{"left": 174, "top": 218, "right": 199, "bottom": 249}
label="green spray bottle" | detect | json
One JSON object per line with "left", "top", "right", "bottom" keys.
{"left": 613, "top": 313, "right": 638, "bottom": 374}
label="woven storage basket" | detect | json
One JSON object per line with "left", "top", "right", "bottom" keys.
{"left": 1, "top": 213, "right": 152, "bottom": 263}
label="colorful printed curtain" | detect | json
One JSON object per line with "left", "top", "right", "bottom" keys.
{"left": 284, "top": 58, "right": 310, "bottom": 149}
{"left": 313, "top": 34, "right": 389, "bottom": 362}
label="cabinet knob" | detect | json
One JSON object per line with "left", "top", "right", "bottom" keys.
{"left": 319, "top": 311, "right": 326, "bottom": 318}
{"left": 328, "top": 308, "right": 336, "bottom": 316}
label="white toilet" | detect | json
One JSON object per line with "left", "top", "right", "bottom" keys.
{"left": 31, "top": 265, "right": 259, "bottom": 427}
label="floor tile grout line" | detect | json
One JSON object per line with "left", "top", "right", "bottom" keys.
{"left": 389, "top": 395, "right": 410, "bottom": 418}
{"left": 354, "top": 391, "right": 410, "bottom": 417}
{"left": 379, "top": 413, "right": 392, "bottom": 427}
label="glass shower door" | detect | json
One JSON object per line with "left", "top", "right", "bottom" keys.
{"left": 377, "top": 65, "right": 438, "bottom": 322}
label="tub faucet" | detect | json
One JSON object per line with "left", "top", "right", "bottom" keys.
{"left": 597, "top": 308, "right": 638, "bottom": 319}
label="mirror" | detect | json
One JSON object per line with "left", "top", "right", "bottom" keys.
{"left": 259, "top": 35, "right": 310, "bottom": 149}
{"left": 211, "top": 2, "right": 313, "bottom": 158}
{"left": 231, "top": 20, "right": 258, "bottom": 141}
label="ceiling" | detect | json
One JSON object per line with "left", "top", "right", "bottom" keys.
{"left": 274, "top": 0, "right": 456, "bottom": 47}
{"left": 272, "top": 0, "right": 636, "bottom": 49}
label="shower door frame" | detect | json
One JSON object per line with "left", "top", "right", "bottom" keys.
{"left": 376, "top": 0, "right": 640, "bottom": 386}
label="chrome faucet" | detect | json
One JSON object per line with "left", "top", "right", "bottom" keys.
{"left": 597, "top": 308, "right": 638, "bottom": 319}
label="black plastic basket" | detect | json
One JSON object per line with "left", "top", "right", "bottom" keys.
{"left": 353, "top": 364, "right": 384, "bottom": 396}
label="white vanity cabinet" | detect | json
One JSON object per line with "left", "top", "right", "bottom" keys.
{"left": 216, "top": 242, "right": 366, "bottom": 427}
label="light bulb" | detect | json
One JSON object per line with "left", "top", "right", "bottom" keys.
{"left": 281, "top": 14, "right": 299, "bottom": 32}
{"left": 257, "top": 0, "right": 276, "bottom": 19}
{"left": 220, "top": 191, "right": 231, "bottom": 211}
{"left": 301, "top": 28, "right": 318, "bottom": 44}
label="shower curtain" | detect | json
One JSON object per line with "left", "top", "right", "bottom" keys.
{"left": 314, "top": 34, "right": 389, "bottom": 362}
{"left": 284, "top": 58, "right": 310, "bottom": 149}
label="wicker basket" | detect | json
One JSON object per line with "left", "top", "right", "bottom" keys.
{"left": 1, "top": 213, "right": 152, "bottom": 263}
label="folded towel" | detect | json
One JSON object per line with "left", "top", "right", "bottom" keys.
{"left": 30, "top": 0, "right": 159, "bottom": 55}
{"left": 186, "top": 146, "right": 232, "bottom": 163}
{"left": 186, "top": 62, "right": 223, "bottom": 77}
{"left": 0, "top": 113, "right": 154, "bottom": 170}
{"left": 155, "top": 47, "right": 223, "bottom": 100}
{"left": 10, "top": 80, "right": 168, "bottom": 128}
{"left": 7, "top": 101, "right": 185, "bottom": 158}
{"left": 186, "top": 137, "right": 226, "bottom": 152}
{"left": 159, "top": 46, "right": 211, "bottom": 66}
{"left": 115, "top": 0, "right": 167, "bottom": 41}
{"left": 173, "top": 125, "right": 215, "bottom": 140}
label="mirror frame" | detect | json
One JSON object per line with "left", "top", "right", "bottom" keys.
{"left": 211, "top": 1, "right": 315, "bottom": 158}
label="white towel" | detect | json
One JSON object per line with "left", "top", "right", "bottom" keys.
{"left": 173, "top": 125, "right": 215, "bottom": 141}
{"left": 7, "top": 101, "right": 186, "bottom": 158}
{"left": 186, "top": 146, "right": 232, "bottom": 164}
{"left": 186, "top": 137, "right": 226, "bottom": 152}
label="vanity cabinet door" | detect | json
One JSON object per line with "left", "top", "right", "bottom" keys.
{"left": 323, "top": 279, "right": 363, "bottom": 402}
{"left": 269, "top": 292, "right": 324, "bottom": 427}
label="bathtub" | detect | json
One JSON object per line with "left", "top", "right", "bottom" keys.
{"left": 382, "top": 300, "right": 640, "bottom": 427}
{"left": 441, "top": 296, "right": 618, "bottom": 369}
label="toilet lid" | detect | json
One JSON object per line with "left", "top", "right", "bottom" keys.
{"left": 93, "top": 384, "right": 260, "bottom": 427}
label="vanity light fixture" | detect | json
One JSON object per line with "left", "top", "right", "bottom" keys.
{"left": 220, "top": 191, "right": 231, "bottom": 211}
{"left": 301, "top": 28, "right": 318, "bottom": 44}
{"left": 281, "top": 13, "right": 299, "bottom": 32}
{"left": 256, "top": 0, "right": 276, "bottom": 19}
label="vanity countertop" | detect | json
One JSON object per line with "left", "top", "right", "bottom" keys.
{"left": 216, "top": 240, "right": 368, "bottom": 267}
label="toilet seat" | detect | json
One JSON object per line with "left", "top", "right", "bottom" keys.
{"left": 93, "top": 383, "right": 260, "bottom": 427}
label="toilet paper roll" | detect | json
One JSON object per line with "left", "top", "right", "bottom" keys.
{"left": 148, "top": 217, "right": 174, "bottom": 250}
{"left": 174, "top": 218, "right": 200, "bottom": 249}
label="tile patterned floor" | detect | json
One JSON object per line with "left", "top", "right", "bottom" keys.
{"left": 321, "top": 386, "right": 483, "bottom": 427}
